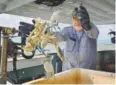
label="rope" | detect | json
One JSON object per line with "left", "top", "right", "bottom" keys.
{"left": 80, "top": 0, "right": 84, "bottom": 6}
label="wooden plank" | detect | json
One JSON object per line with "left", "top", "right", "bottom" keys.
{"left": 24, "top": 68, "right": 115, "bottom": 84}
{"left": 80, "top": 69, "right": 115, "bottom": 84}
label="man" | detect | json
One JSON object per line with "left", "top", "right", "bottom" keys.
{"left": 55, "top": 6, "right": 99, "bottom": 71}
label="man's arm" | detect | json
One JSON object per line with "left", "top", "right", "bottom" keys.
{"left": 78, "top": 6, "right": 99, "bottom": 39}
{"left": 55, "top": 27, "right": 69, "bottom": 42}
{"left": 85, "top": 23, "right": 99, "bottom": 39}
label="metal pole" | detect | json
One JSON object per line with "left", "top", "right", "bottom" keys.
{"left": 0, "top": 28, "right": 1, "bottom": 67}
{"left": 0, "top": 34, "right": 8, "bottom": 84}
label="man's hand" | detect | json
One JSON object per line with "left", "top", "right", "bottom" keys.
{"left": 79, "top": 6, "right": 91, "bottom": 31}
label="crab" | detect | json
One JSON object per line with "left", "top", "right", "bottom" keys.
{"left": 23, "top": 18, "right": 65, "bottom": 77}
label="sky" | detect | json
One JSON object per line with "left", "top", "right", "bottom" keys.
{"left": 0, "top": 13, "right": 115, "bottom": 45}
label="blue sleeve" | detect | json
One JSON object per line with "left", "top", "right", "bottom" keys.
{"left": 55, "top": 27, "right": 69, "bottom": 42}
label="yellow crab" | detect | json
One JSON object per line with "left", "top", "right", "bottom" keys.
{"left": 23, "top": 18, "right": 65, "bottom": 62}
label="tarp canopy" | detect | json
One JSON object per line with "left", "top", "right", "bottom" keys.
{"left": 0, "top": 0, "right": 115, "bottom": 25}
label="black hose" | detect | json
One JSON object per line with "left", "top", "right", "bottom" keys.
{"left": 15, "top": 46, "right": 35, "bottom": 59}
{"left": 11, "top": 43, "right": 35, "bottom": 84}
{"left": 12, "top": 46, "right": 20, "bottom": 84}
{"left": 21, "top": 49, "right": 35, "bottom": 59}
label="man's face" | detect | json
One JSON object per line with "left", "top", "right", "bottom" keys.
{"left": 72, "top": 17, "right": 83, "bottom": 32}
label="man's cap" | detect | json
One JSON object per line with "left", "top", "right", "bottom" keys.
{"left": 72, "top": 7, "right": 81, "bottom": 20}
